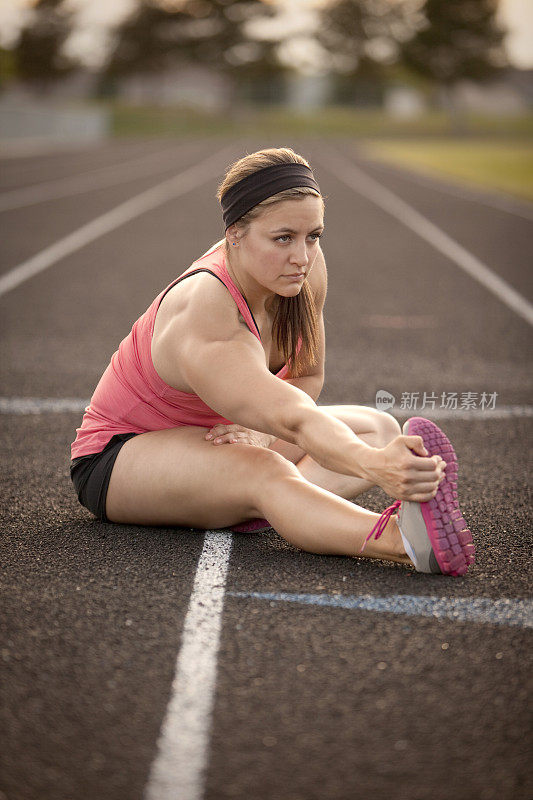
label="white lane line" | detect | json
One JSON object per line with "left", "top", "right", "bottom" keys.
{"left": 319, "top": 148, "right": 533, "bottom": 327}
{"left": 1, "top": 397, "right": 532, "bottom": 419}
{"left": 0, "top": 397, "right": 90, "bottom": 413}
{"left": 383, "top": 405, "right": 533, "bottom": 420}
{"left": 0, "top": 144, "right": 235, "bottom": 299}
{"left": 0, "top": 145, "right": 188, "bottom": 212}
{"left": 144, "top": 531, "right": 232, "bottom": 800}
{"left": 356, "top": 148, "right": 533, "bottom": 223}
{"left": 229, "top": 591, "right": 533, "bottom": 629}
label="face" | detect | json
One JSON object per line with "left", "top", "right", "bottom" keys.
{"left": 227, "top": 195, "right": 324, "bottom": 305}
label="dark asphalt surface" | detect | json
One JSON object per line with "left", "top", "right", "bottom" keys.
{"left": 1, "top": 137, "right": 532, "bottom": 800}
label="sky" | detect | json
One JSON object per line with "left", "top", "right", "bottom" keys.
{"left": 0, "top": 0, "right": 531, "bottom": 70}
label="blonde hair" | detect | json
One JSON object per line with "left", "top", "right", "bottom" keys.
{"left": 215, "top": 147, "right": 325, "bottom": 378}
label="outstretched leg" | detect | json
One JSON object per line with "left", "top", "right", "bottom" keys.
{"left": 105, "top": 424, "right": 409, "bottom": 565}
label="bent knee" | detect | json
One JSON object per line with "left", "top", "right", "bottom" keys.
{"left": 341, "top": 405, "right": 400, "bottom": 446}
{"left": 375, "top": 410, "right": 401, "bottom": 444}
{"left": 233, "top": 443, "right": 300, "bottom": 487}
{"left": 362, "top": 409, "right": 401, "bottom": 446}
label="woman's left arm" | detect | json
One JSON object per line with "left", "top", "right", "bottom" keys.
{"left": 283, "top": 244, "right": 327, "bottom": 402}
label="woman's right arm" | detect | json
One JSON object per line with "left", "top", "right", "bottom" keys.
{"left": 166, "top": 282, "right": 440, "bottom": 501}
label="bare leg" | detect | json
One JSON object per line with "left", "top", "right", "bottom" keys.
{"left": 105, "top": 425, "right": 409, "bottom": 565}
{"left": 270, "top": 405, "right": 401, "bottom": 499}
{"left": 252, "top": 475, "right": 407, "bottom": 564}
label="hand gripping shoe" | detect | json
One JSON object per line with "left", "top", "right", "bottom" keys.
{"left": 360, "top": 417, "right": 475, "bottom": 576}
{"left": 398, "top": 417, "right": 475, "bottom": 575}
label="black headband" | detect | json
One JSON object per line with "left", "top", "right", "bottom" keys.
{"left": 221, "top": 163, "right": 321, "bottom": 230}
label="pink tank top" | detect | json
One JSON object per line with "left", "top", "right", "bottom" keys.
{"left": 71, "top": 244, "right": 295, "bottom": 459}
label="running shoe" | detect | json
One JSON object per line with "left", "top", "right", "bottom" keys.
{"left": 230, "top": 518, "right": 272, "bottom": 533}
{"left": 360, "top": 417, "right": 475, "bottom": 576}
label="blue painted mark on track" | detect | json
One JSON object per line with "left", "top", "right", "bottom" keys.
{"left": 228, "top": 592, "right": 533, "bottom": 629}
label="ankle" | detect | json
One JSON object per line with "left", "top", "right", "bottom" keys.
{"left": 362, "top": 514, "right": 411, "bottom": 564}
{"left": 385, "top": 515, "right": 412, "bottom": 564}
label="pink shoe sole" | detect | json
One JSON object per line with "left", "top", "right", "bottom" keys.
{"left": 404, "top": 417, "right": 475, "bottom": 576}
{"left": 230, "top": 518, "right": 272, "bottom": 533}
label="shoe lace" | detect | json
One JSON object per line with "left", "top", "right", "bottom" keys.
{"left": 359, "top": 500, "right": 401, "bottom": 554}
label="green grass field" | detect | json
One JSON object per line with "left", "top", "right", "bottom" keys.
{"left": 109, "top": 103, "right": 533, "bottom": 140}
{"left": 107, "top": 103, "right": 533, "bottom": 202}
{"left": 361, "top": 139, "right": 533, "bottom": 202}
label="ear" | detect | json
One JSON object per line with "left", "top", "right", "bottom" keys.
{"left": 225, "top": 224, "right": 239, "bottom": 246}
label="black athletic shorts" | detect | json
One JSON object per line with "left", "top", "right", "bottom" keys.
{"left": 70, "top": 433, "right": 138, "bottom": 522}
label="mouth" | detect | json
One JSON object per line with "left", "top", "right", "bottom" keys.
{"left": 284, "top": 273, "right": 305, "bottom": 278}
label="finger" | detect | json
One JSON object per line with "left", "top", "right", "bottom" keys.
{"left": 212, "top": 434, "right": 233, "bottom": 444}
{"left": 408, "top": 480, "right": 441, "bottom": 500}
{"left": 435, "top": 463, "right": 446, "bottom": 480}
{"left": 412, "top": 466, "right": 438, "bottom": 480}
{"left": 408, "top": 490, "right": 438, "bottom": 502}
{"left": 403, "top": 435, "right": 429, "bottom": 457}
{"left": 410, "top": 478, "right": 440, "bottom": 493}
{"left": 409, "top": 456, "right": 441, "bottom": 472}
{"left": 403, "top": 475, "right": 440, "bottom": 496}
{"left": 206, "top": 425, "right": 228, "bottom": 439}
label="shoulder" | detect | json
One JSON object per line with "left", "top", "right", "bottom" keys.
{"left": 158, "top": 267, "right": 243, "bottom": 342}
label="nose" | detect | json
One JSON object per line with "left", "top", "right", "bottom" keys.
{"left": 289, "top": 238, "right": 309, "bottom": 268}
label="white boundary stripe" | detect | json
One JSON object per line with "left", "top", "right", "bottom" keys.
{"left": 357, "top": 148, "right": 533, "bottom": 223}
{"left": 1, "top": 397, "right": 532, "bottom": 419}
{"left": 382, "top": 404, "right": 533, "bottom": 420}
{"left": 229, "top": 591, "right": 533, "bottom": 629}
{"left": 0, "top": 397, "right": 90, "bottom": 413}
{"left": 0, "top": 145, "right": 187, "bottom": 212}
{"left": 0, "top": 145, "right": 235, "bottom": 299}
{"left": 319, "top": 148, "right": 533, "bottom": 327}
{"left": 144, "top": 531, "right": 232, "bottom": 800}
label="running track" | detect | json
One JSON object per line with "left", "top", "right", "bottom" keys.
{"left": 1, "top": 136, "right": 532, "bottom": 800}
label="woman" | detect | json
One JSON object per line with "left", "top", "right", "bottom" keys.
{"left": 70, "top": 147, "right": 475, "bottom": 576}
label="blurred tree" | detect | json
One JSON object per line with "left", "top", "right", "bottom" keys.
{"left": 232, "top": 49, "right": 291, "bottom": 105}
{"left": 316, "top": 0, "right": 422, "bottom": 105}
{"left": 101, "top": 0, "right": 281, "bottom": 97}
{"left": 12, "top": 0, "right": 76, "bottom": 92}
{"left": 0, "top": 47, "right": 18, "bottom": 91}
{"left": 400, "top": 0, "right": 508, "bottom": 113}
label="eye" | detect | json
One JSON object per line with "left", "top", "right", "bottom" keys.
{"left": 275, "top": 232, "right": 323, "bottom": 243}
